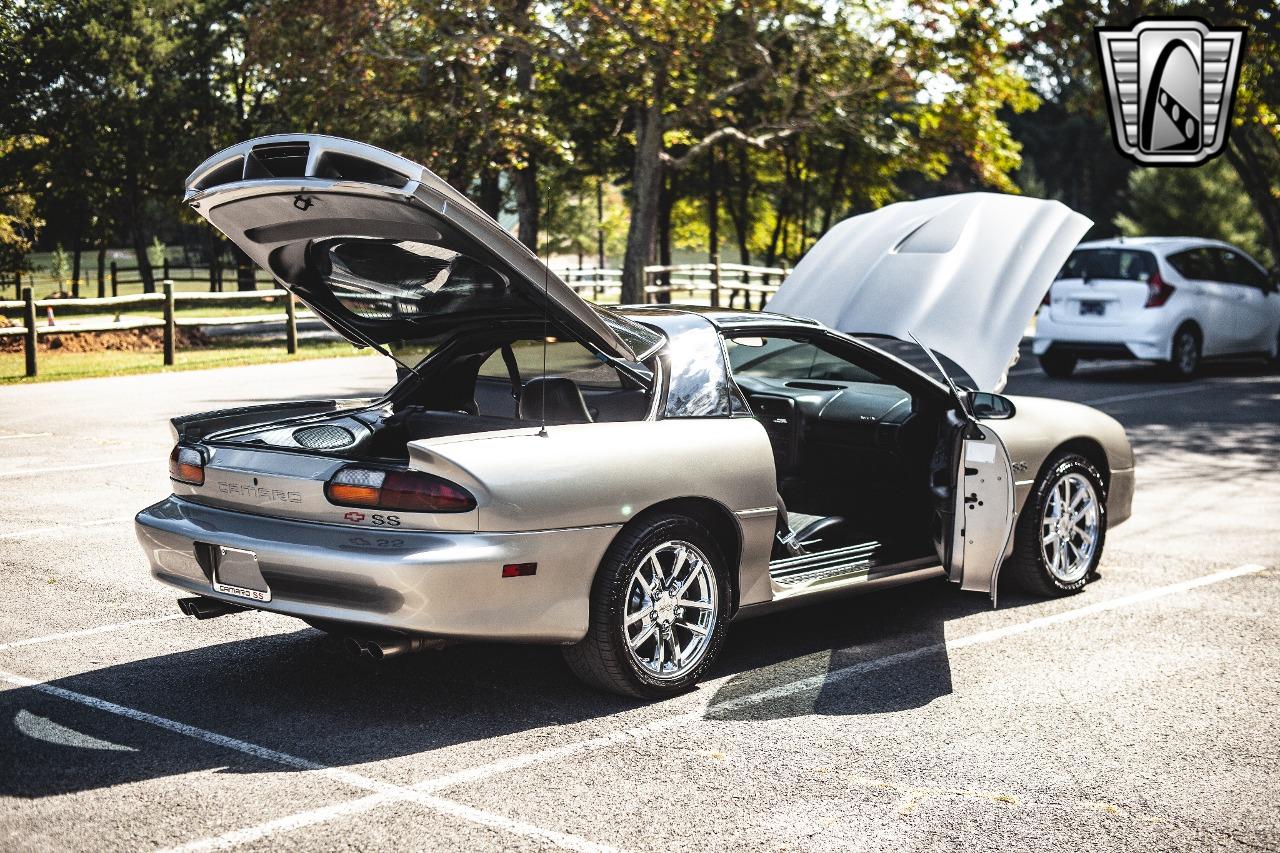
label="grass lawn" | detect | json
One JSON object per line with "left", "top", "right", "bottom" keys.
{"left": 0, "top": 341, "right": 372, "bottom": 384}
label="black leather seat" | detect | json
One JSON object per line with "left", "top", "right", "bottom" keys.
{"left": 775, "top": 493, "right": 847, "bottom": 557}
{"left": 518, "top": 377, "right": 594, "bottom": 424}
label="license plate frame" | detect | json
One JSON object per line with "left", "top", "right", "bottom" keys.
{"left": 1079, "top": 300, "right": 1107, "bottom": 317}
{"left": 212, "top": 546, "right": 271, "bottom": 602}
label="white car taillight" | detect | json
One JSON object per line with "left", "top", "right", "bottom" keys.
{"left": 168, "top": 445, "right": 206, "bottom": 485}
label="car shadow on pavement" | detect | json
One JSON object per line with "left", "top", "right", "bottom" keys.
{"left": 703, "top": 577, "right": 1047, "bottom": 721}
{"left": 0, "top": 577, "right": 1048, "bottom": 799}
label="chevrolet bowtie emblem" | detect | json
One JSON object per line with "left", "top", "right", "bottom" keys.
{"left": 1095, "top": 17, "right": 1246, "bottom": 166}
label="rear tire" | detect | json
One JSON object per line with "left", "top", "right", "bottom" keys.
{"left": 1039, "top": 352, "right": 1077, "bottom": 378}
{"left": 1268, "top": 331, "right": 1280, "bottom": 372}
{"left": 1006, "top": 454, "right": 1107, "bottom": 597}
{"left": 1164, "top": 326, "right": 1200, "bottom": 380}
{"left": 563, "top": 513, "right": 730, "bottom": 699}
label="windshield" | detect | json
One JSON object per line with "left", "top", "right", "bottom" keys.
{"left": 1057, "top": 248, "right": 1157, "bottom": 281}
{"left": 725, "top": 337, "right": 884, "bottom": 383}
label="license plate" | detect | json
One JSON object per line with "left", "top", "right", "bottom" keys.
{"left": 212, "top": 546, "right": 271, "bottom": 602}
{"left": 1079, "top": 300, "right": 1107, "bottom": 316}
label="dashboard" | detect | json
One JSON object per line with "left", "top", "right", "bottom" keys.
{"left": 734, "top": 375, "right": 914, "bottom": 473}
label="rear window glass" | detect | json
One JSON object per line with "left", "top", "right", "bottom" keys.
{"left": 1057, "top": 249, "right": 1158, "bottom": 282}
{"left": 320, "top": 239, "right": 524, "bottom": 322}
{"left": 478, "top": 339, "right": 623, "bottom": 388}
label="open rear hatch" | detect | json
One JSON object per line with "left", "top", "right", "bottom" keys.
{"left": 183, "top": 135, "right": 650, "bottom": 365}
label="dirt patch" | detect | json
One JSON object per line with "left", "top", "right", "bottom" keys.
{"left": 0, "top": 327, "right": 212, "bottom": 354}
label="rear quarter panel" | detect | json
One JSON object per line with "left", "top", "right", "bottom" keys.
{"left": 406, "top": 418, "right": 781, "bottom": 606}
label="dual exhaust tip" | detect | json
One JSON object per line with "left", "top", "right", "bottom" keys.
{"left": 176, "top": 596, "right": 436, "bottom": 660}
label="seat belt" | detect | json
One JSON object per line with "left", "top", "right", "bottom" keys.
{"left": 500, "top": 344, "right": 521, "bottom": 403}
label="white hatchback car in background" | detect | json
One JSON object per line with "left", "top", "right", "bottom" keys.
{"left": 1034, "top": 238, "right": 1280, "bottom": 379}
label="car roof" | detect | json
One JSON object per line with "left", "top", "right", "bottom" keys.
{"left": 1075, "top": 236, "right": 1239, "bottom": 254}
{"left": 615, "top": 304, "right": 821, "bottom": 332}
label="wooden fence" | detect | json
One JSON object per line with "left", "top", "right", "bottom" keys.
{"left": 1, "top": 261, "right": 789, "bottom": 378}
{"left": 1, "top": 282, "right": 300, "bottom": 378}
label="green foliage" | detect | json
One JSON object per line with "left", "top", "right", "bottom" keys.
{"left": 146, "top": 237, "right": 166, "bottom": 268}
{"left": 1116, "top": 160, "right": 1272, "bottom": 265}
{"left": 48, "top": 244, "right": 69, "bottom": 289}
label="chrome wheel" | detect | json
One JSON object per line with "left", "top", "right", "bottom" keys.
{"left": 622, "top": 540, "right": 718, "bottom": 681}
{"left": 1040, "top": 472, "right": 1100, "bottom": 583}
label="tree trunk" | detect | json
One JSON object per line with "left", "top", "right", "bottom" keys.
{"left": 125, "top": 161, "right": 154, "bottom": 293}
{"left": 621, "top": 102, "right": 664, "bottom": 304}
{"left": 1225, "top": 133, "right": 1280, "bottom": 268}
{"left": 729, "top": 146, "right": 752, "bottom": 264}
{"left": 207, "top": 227, "right": 223, "bottom": 292}
{"left": 596, "top": 179, "right": 606, "bottom": 268}
{"left": 232, "top": 244, "right": 257, "bottom": 291}
{"left": 820, "top": 142, "right": 850, "bottom": 234}
{"left": 656, "top": 172, "right": 673, "bottom": 304}
{"left": 514, "top": 163, "right": 539, "bottom": 252}
{"left": 71, "top": 207, "right": 84, "bottom": 298}
{"left": 96, "top": 244, "right": 106, "bottom": 299}
{"left": 477, "top": 168, "right": 503, "bottom": 219}
{"left": 707, "top": 144, "right": 719, "bottom": 262}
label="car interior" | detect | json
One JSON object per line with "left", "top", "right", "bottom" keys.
{"left": 724, "top": 334, "right": 948, "bottom": 583}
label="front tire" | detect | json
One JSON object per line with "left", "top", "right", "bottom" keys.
{"left": 1039, "top": 352, "right": 1077, "bottom": 378}
{"left": 1164, "top": 326, "right": 1200, "bottom": 380}
{"left": 1006, "top": 454, "right": 1107, "bottom": 597}
{"left": 563, "top": 513, "right": 730, "bottom": 699}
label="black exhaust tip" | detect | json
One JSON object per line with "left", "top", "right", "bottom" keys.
{"left": 178, "top": 597, "right": 248, "bottom": 620}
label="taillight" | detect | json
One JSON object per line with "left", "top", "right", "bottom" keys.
{"left": 169, "top": 445, "right": 206, "bottom": 485}
{"left": 325, "top": 467, "right": 476, "bottom": 513}
{"left": 1144, "top": 273, "right": 1175, "bottom": 308}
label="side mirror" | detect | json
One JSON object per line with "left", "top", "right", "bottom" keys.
{"left": 969, "top": 391, "right": 1016, "bottom": 420}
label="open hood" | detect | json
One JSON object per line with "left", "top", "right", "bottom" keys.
{"left": 184, "top": 135, "right": 647, "bottom": 363}
{"left": 766, "top": 193, "right": 1092, "bottom": 390}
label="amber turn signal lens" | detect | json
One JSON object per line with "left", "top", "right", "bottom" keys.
{"left": 168, "top": 445, "right": 205, "bottom": 485}
{"left": 325, "top": 466, "right": 476, "bottom": 513}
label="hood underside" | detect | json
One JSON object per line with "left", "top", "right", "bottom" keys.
{"left": 184, "top": 135, "right": 653, "bottom": 363}
{"left": 766, "top": 193, "right": 1093, "bottom": 391}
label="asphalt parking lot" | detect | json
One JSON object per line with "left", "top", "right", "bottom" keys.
{"left": 1, "top": 345, "right": 1278, "bottom": 852}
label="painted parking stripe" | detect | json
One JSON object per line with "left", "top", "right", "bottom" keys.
{"left": 0, "top": 432, "right": 52, "bottom": 440}
{"left": 0, "top": 457, "right": 157, "bottom": 479}
{"left": 0, "top": 614, "right": 187, "bottom": 653}
{"left": 1082, "top": 384, "right": 1219, "bottom": 406}
{"left": 0, "top": 517, "right": 132, "bottom": 541}
{"left": 0, "top": 668, "right": 618, "bottom": 853}
{"left": 168, "top": 562, "right": 1267, "bottom": 850}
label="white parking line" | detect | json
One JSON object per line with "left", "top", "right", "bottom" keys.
{"left": 0, "top": 668, "right": 618, "bottom": 853}
{"left": 0, "top": 457, "right": 157, "bottom": 479}
{"left": 0, "top": 432, "right": 52, "bottom": 440}
{"left": 0, "top": 517, "right": 132, "bottom": 541}
{"left": 168, "top": 562, "right": 1268, "bottom": 850}
{"left": 0, "top": 614, "right": 187, "bottom": 652}
{"left": 1082, "top": 384, "right": 1218, "bottom": 406}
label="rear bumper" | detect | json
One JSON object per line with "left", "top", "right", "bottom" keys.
{"left": 135, "top": 497, "right": 619, "bottom": 643}
{"left": 1033, "top": 313, "right": 1173, "bottom": 361}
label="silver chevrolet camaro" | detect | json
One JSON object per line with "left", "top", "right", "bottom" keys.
{"left": 136, "top": 135, "right": 1135, "bottom": 698}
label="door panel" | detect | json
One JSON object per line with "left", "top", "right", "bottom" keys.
{"left": 949, "top": 423, "right": 1016, "bottom": 604}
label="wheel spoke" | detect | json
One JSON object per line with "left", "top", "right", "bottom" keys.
{"left": 629, "top": 622, "right": 657, "bottom": 650}
{"left": 681, "top": 622, "right": 709, "bottom": 637}
{"left": 625, "top": 608, "right": 650, "bottom": 626}
{"left": 654, "top": 631, "right": 667, "bottom": 670}
{"left": 675, "top": 560, "right": 702, "bottom": 597}
{"left": 667, "top": 547, "right": 688, "bottom": 588}
{"left": 677, "top": 598, "right": 711, "bottom": 610}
